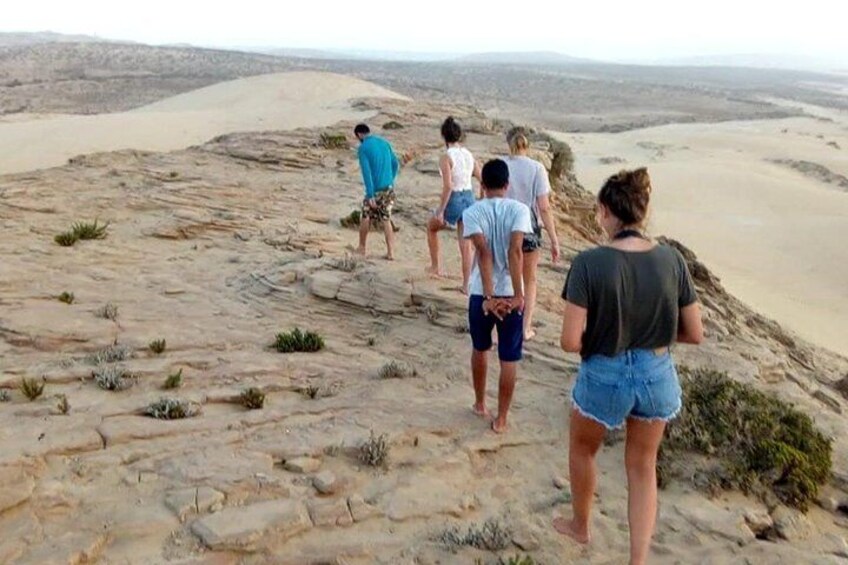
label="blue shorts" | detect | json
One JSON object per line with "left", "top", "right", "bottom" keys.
{"left": 572, "top": 349, "right": 682, "bottom": 430}
{"left": 443, "top": 190, "right": 475, "bottom": 227}
{"left": 468, "top": 295, "right": 523, "bottom": 362}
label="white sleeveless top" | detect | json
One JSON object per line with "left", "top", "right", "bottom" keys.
{"left": 445, "top": 146, "right": 474, "bottom": 192}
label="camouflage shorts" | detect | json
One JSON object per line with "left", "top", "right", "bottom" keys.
{"left": 362, "top": 189, "right": 396, "bottom": 222}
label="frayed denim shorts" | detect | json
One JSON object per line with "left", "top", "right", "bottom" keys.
{"left": 572, "top": 348, "right": 682, "bottom": 430}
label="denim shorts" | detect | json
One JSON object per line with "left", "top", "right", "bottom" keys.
{"left": 571, "top": 349, "right": 682, "bottom": 430}
{"left": 468, "top": 295, "right": 523, "bottom": 362}
{"left": 443, "top": 190, "right": 475, "bottom": 227}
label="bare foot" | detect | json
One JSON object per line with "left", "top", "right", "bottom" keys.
{"left": 491, "top": 416, "right": 508, "bottom": 434}
{"left": 524, "top": 328, "right": 537, "bottom": 341}
{"left": 552, "top": 516, "right": 590, "bottom": 544}
{"left": 384, "top": 254, "right": 395, "bottom": 261}
{"left": 355, "top": 247, "right": 367, "bottom": 256}
{"left": 472, "top": 404, "right": 490, "bottom": 418}
{"left": 426, "top": 266, "right": 448, "bottom": 278}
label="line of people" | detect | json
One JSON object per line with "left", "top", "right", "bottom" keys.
{"left": 353, "top": 118, "right": 703, "bottom": 565}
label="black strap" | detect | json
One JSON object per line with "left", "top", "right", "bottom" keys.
{"left": 613, "top": 228, "right": 647, "bottom": 240}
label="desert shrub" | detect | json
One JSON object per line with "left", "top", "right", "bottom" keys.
{"left": 93, "top": 366, "right": 135, "bottom": 391}
{"left": 240, "top": 387, "right": 265, "bottom": 410}
{"left": 273, "top": 328, "right": 325, "bottom": 353}
{"left": 148, "top": 339, "right": 166, "bottom": 354}
{"left": 500, "top": 555, "right": 536, "bottom": 565}
{"left": 57, "top": 292, "right": 75, "bottom": 304}
{"left": 332, "top": 253, "right": 360, "bottom": 272}
{"left": 302, "top": 384, "right": 320, "bottom": 399}
{"left": 0, "top": 389, "right": 11, "bottom": 402}
{"left": 145, "top": 398, "right": 200, "bottom": 420}
{"left": 96, "top": 302, "right": 119, "bottom": 321}
{"left": 382, "top": 121, "right": 404, "bottom": 130}
{"left": 20, "top": 377, "right": 45, "bottom": 401}
{"left": 340, "top": 209, "right": 361, "bottom": 228}
{"left": 54, "top": 231, "right": 78, "bottom": 247}
{"left": 378, "top": 360, "right": 417, "bottom": 379}
{"left": 359, "top": 431, "right": 389, "bottom": 467}
{"left": 320, "top": 132, "right": 349, "bottom": 149}
{"left": 56, "top": 394, "right": 70, "bottom": 415}
{"left": 424, "top": 303, "right": 440, "bottom": 322}
{"left": 661, "top": 367, "right": 832, "bottom": 511}
{"left": 88, "top": 343, "right": 132, "bottom": 365}
{"left": 70, "top": 219, "right": 109, "bottom": 240}
{"left": 455, "top": 320, "right": 470, "bottom": 334}
{"left": 163, "top": 368, "right": 183, "bottom": 390}
{"left": 438, "top": 518, "right": 512, "bottom": 552}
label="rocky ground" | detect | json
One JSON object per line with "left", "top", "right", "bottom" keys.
{"left": 1, "top": 97, "right": 848, "bottom": 564}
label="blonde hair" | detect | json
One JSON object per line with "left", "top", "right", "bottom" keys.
{"left": 506, "top": 126, "right": 530, "bottom": 154}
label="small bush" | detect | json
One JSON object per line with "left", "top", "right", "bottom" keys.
{"left": 501, "top": 555, "right": 536, "bottom": 565}
{"left": 54, "top": 231, "right": 78, "bottom": 247}
{"left": 332, "top": 253, "right": 360, "bottom": 272}
{"left": 71, "top": 219, "right": 109, "bottom": 240}
{"left": 93, "top": 366, "right": 135, "bottom": 391}
{"left": 163, "top": 368, "right": 183, "bottom": 390}
{"left": 359, "top": 431, "right": 389, "bottom": 467}
{"left": 438, "top": 518, "right": 512, "bottom": 552}
{"left": 20, "top": 377, "right": 45, "bottom": 401}
{"left": 88, "top": 343, "right": 132, "bottom": 365}
{"left": 96, "top": 303, "right": 119, "bottom": 321}
{"left": 378, "top": 360, "right": 417, "bottom": 379}
{"left": 303, "top": 384, "right": 320, "bottom": 399}
{"left": 320, "top": 132, "right": 349, "bottom": 149}
{"left": 340, "top": 209, "right": 361, "bottom": 228}
{"left": 57, "top": 292, "right": 75, "bottom": 304}
{"left": 273, "top": 328, "right": 325, "bottom": 353}
{"left": 0, "top": 389, "right": 11, "bottom": 402}
{"left": 382, "top": 121, "right": 404, "bottom": 130}
{"left": 661, "top": 367, "right": 832, "bottom": 511}
{"left": 424, "top": 303, "right": 440, "bottom": 322}
{"left": 148, "top": 339, "right": 166, "bottom": 354}
{"left": 145, "top": 398, "right": 200, "bottom": 420}
{"left": 56, "top": 394, "right": 70, "bottom": 415}
{"left": 241, "top": 387, "right": 266, "bottom": 410}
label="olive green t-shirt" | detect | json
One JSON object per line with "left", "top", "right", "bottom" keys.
{"left": 562, "top": 244, "right": 698, "bottom": 359}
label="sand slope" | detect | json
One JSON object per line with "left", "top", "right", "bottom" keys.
{"left": 555, "top": 114, "right": 848, "bottom": 356}
{"left": 0, "top": 72, "right": 406, "bottom": 175}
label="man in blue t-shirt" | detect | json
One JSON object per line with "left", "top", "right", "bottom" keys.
{"left": 354, "top": 123, "right": 400, "bottom": 259}
{"left": 462, "top": 158, "right": 533, "bottom": 433}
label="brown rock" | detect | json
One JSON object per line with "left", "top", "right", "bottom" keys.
{"left": 348, "top": 494, "right": 381, "bottom": 523}
{"left": 308, "top": 499, "right": 353, "bottom": 527}
{"left": 284, "top": 456, "right": 322, "bottom": 474}
{"left": 191, "top": 500, "right": 311, "bottom": 551}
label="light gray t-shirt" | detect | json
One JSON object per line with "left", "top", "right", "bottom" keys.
{"left": 503, "top": 155, "right": 550, "bottom": 223}
{"left": 462, "top": 197, "right": 533, "bottom": 296}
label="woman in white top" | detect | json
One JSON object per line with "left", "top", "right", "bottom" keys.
{"left": 427, "top": 116, "right": 482, "bottom": 293}
{"left": 503, "top": 127, "right": 561, "bottom": 340}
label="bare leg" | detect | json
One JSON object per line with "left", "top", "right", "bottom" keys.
{"left": 625, "top": 418, "right": 666, "bottom": 565}
{"left": 522, "top": 250, "right": 540, "bottom": 340}
{"left": 426, "top": 216, "right": 444, "bottom": 275}
{"left": 471, "top": 348, "right": 488, "bottom": 416}
{"left": 383, "top": 217, "right": 395, "bottom": 260}
{"left": 357, "top": 216, "right": 370, "bottom": 256}
{"left": 553, "top": 408, "right": 606, "bottom": 543}
{"left": 457, "top": 222, "right": 473, "bottom": 294}
{"left": 491, "top": 360, "right": 517, "bottom": 433}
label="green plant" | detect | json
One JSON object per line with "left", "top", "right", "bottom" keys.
{"left": 56, "top": 394, "right": 70, "bottom": 415}
{"left": 163, "top": 368, "right": 183, "bottom": 390}
{"left": 340, "top": 209, "right": 361, "bottom": 228}
{"left": 70, "top": 219, "right": 108, "bottom": 240}
{"left": 57, "top": 292, "right": 75, "bottom": 304}
{"left": 661, "top": 367, "right": 832, "bottom": 511}
{"left": 437, "top": 518, "right": 512, "bottom": 552}
{"left": 424, "top": 303, "right": 440, "bottom": 322}
{"left": 54, "top": 231, "right": 78, "bottom": 247}
{"left": 20, "top": 377, "right": 45, "bottom": 401}
{"left": 332, "top": 253, "right": 360, "bottom": 272}
{"left": 145, "top": 398, "right": 200, "bottom": 420}
{"left": 148, "top": 339, "right": 166, "bottom": 354}
{"left": 93, "top": 366, "right": 135, "bottom": 391}
{"left": 240, "top": 387, "right": 265, "bottom": 410}
{"left": 319, "top": 132, "right": 349, "bottom": 149}
{"left": 87, "top": 343, "right": 132, "bottom": 365}
{"left": 359, "top": 431, "right": 389, "bottom": 467}
{"left": 273, "top": 328, "right": 325, "bottom": 353}
{"left": 378, "top": 360, "right": 417, "bottom": 379}
{"left": 500, "top": 555, "right": 536, "bottom": 565}
{"left": 96, "top": 302, "right": 119, "bottom": 321}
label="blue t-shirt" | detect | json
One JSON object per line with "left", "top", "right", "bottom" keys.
{"left": 462, "top": 198, "right": 533, "bottom": 297}
{"left": 357, "top": 135, "right": 399, "bottom": 199}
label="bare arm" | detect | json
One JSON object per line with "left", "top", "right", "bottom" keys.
{"left": 560, "top": 301, "right": 587, "bottom": 353}
{"left": 536, "top": 193, "right": 560, "bottom": 263}
{"left": 677, "top": 303, "right": 704, "bottom": 344}
{"left": 507, "top": 231, "right": 525, "bottom": 312}
{"left": 436, "top": 154, "right": 453, "bottom": 217}
{"left": 473, "top": 159, "right": 483, "bottom": 197}
{"left": 469, "top": 234, "right": 495, "bottom": 298}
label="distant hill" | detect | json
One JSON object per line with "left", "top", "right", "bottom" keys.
{"left": 0, "top": 31, "right": 122, "bottom": 46}
{"left": 644, "top": 53, "right": 845, "bottom": 73}
{"left": 456, "top": 51, "right": 594, "bottom": 65}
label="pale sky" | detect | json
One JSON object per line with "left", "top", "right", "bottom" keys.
{"left": 4, "top": 0, "right": 846, "bottom": 61}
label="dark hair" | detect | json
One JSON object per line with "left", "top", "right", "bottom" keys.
{"left": 353, "top": 123, "right": 370, "bottom": 136}
{"left": 440, "top": 116, "right": 462, "bottom": 144}
{"left": 598, "top": 167, "right": 652, "bottom": 226}
{"left": 481, "top": 159, "right": 509, "bottom": 190}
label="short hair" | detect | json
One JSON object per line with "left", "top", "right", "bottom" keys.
{"left": 353, "top": 123, "right": 370, "bottom": 136}
{"left": 481, "top": 159, "right": 509, "bottom": 190}
{"left": 440, "top": 116, "right": 462, "bottom": 144}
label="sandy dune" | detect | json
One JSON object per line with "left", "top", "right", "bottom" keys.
{"left": 556, "top": 114, "right": 848, "bottom": 356}
{"left": 0, "top": 72, "right": 407, "bottom": 175}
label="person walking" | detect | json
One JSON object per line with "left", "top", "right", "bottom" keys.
{"left": 354, "top": 123, "right": 400, "bottom": 259}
